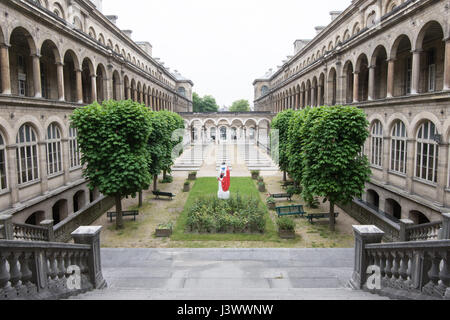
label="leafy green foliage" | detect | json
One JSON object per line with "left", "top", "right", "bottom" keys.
{"left": 229, "top": 99, "right": 250, "bottom": 112}
{"left": 71, "top": 100, "right": 153, "bottom": 229}
{"left": 277, "top": 217, "right": 296, "bottom": 232}
{"left": 271, "top": 109, "right": 295, "bottom": 174}
{"left": 186, "top": 195, "right": 266, "bottom": 233}
{"left": 193, "top": 92, "right": 219, "bottom": 112}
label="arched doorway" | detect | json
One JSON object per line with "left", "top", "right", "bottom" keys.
{"left": 366, "top": 189, "right": 380, "bottom": 209}
{"left": 73, "top": 190, "right": 86, "bottom": 213}
{"left": 52, "top": 199, "right": 68, "bottom": 224}
{"left": 409, "top": 210, "right": 430, "bottom": 225}
{"left": 385, "top": 199, "right": 402, "bottom": 220}
{"left": 25, "top": 211, "right": 45, "bottom": 226}
{"left": 220, "top": 127, "right": 227, "bottom": 141}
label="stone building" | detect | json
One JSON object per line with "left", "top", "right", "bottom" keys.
{"left": 254, "top": 0, "right": 450, "bottom": 224}
{"left": 0, "top": 0, "right": 193, "bottom": 225}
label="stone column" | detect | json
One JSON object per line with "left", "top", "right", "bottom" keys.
{"left": 386, "top": 59, "right": 395, "bottom": 98}
{"left": 75, "top": 69, "right": 83, "bottom": 103}
{"left": 349, "top": 225, "right": 385, "bottom": 290}
{"left": 0, "top": 214, "right": 13, "bottom": 240}
{"left": 71, "top": 226, "right": 106, "bottom": 289}
{"left": 0, "top": 44, "right": 11, "bottom": 94}
{"left": 399, "top": 219, "right": 414, "bottom": 241}
{"left": 294, "top": 93, "right": 298, "bottom": 110}
{"left": 126, "top": 86, "right": 131, "bottom": 100}
{"left": 40, "top": 220, "right": 55, "bottom": 242}
{"left": 353, "top": 72, "right": 359, "bottom": 103}
{"left": 32, "top": 54, "right": 42, "bottom": 98}
{"left": 441, "top": 213, "right": 450, "bottom": 240}
{"left": 444, "top": 38, "right": 450, "bottom": 91}
{"left": 411, "top": 50, "right": 422, "bottom": 95}
{"left": 62, "top": 138, "right": 70, "bottom": 185}
{"left": 6, "top": 145, "right": 19, "bottom": 206}
{"left": 56, "top": 62, "right": 65, "bottom": 101}
{"left": 91, "top": 75, "right": 97, "bottom": 103}
{"left": 300, "top": 91, "right": 304, "bottom": 109}
{"left": 38, "top": 142, "right": 48, "bottom": 194}
{"left": 382, "top": 136, "right": 390, "bottom": 184}
{"left": 436, "top": 143, "right": 448, "bottom": 206}
{"left": 256, "top": 125, "right": 260, "bottom": 146}
{"left": 405, "top": 139, "right": 415, "bottom": 194}
{"left": 368, "top": 66, "right": 375, "bottom": 100}
{"left": 311, "top": 87, "right": 316, "bottom": 106}
{"left": 317, "top": 86, "right": 323, "bottom": 106}
{"left": 105, "top": 77, "right": 112, "bottom": 101}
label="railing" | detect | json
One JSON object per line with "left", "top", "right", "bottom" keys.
{"left": 12, "top": 223, "right": 49, "bottom": 242}
{"left": 0, "top": 226, "right": 105, "bottom": 300}
{"left": 349, "top": 216, "right": 450, "bottom": 300}
{"left": 406, "top": 221, "right": 443, "bottom": 242}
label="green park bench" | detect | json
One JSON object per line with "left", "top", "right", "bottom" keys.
{"left": 153, "top": 191, "right": 176, "bottom": 200}
{"left": 107, "top": 211, "right": 139, "bottom": 223}
{"left": 276, "top": 205, "right": 306, "bottom": 218}
{"left": 306, "top": 212, "right": 339, "bottom": 224}
{"left": 270, "top": 193, "right": 293, "bottom": 201}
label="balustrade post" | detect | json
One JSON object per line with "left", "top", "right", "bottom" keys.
{"left": 0, "top": 215, "right": 13, "bottom": 240}
{"left": 40, "top": 220, "right": 55, "bottom": 242}
{"left": 399, "top": 219, "right": 414, "bottom": 242}
{"left": 440, "top": 213, "right": 450, "bottom": 240}
{"left": 71, "top": 226, "right": 106, "bottom": 289}
{"left": 349, "top": 225, "right": 385, "bottom": 289}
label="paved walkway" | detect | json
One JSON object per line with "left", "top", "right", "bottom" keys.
{"left": 71, "top": 248, "right": 388, "bottom": 300}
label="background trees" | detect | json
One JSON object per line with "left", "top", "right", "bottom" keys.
{"left": 229, "top": 99, "right": 251, "bottom": 112}
{"left": 193, "top": 92, "right": 219, "bottom": 112}
{"left": 280, "top": 106, "right": 370, "bottom": 231}
{"left": 271, "top": 109, "right": 295, "bottom": 181}
{"left": 71, "top": 100, "right": 153, "bottom": 229}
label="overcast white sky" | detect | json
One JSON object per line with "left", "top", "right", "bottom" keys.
{"left": 102, "top": 0, "right": 351, "bottom": 109}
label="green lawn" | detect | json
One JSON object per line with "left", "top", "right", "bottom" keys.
{"left": 172, "top": 177, "right": 280, "bottom": 242}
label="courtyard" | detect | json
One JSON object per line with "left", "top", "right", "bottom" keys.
{"left": 93, "top": 143, "right": 357, "bottom": 249}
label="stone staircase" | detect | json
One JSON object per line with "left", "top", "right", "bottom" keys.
{"left": 172, "top": 144, "right": 210, "bottom": 172}
{"left": 240, "top": 144, "right": 279, "bottom": 171}
{"left": 69, "top": 248, "right": 389, "bottom": 300}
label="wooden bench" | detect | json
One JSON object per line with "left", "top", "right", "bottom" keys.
{"left": 276, "top": 205, "right": 305, "bottom": 218}
{"left": 107, "top": 211, "right": 139, "bottom": 223}
{"left": 306, "top": 212, "right": 339, "bottom": 224}
{"left": 270, "top": 193, "right": 293, "bottom": 201}
{"left": 281, "top": 181, "right": 295, "bottom": 189}
{"left": 153, "top": 191, "right": 176, "bottom": 200}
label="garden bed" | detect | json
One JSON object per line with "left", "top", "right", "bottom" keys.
{"left": 186, "top": 195, "right": 266, "bottom": 234}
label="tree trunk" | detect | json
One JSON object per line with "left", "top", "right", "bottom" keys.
{"left": 163, "top": 170, "right": 167, "bottom": 180}
{"left": 153, "top": 175, "right": 158, "bottom": 191}
{"left": 329, "top": 200, "right": 336, "bottom": 232}
{"left": 138, "top": 191, "right": 143, "bottom": 207}
{"left": 283, "top": 171, "right": 287, "bottom": 182}
{"left": 115, "top": 193, "right": 124, "bottom": 230}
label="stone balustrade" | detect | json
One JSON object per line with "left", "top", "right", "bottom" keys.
{"left": 349, "top": 218, "right": 450, "bottom": 300}
{"left": 406, "top": 221, "right": 443, "bottom": 242}
{"left": 0, "top": 226, "right": 105, "bottom": 300}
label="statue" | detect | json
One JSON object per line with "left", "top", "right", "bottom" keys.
{"left": 218, "top": 162, "right": 231, "bottom": 200}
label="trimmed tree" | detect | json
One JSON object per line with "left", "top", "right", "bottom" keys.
{"left": 71, "top": 100, "right": 153, "bottom": 229}
{"left": 229, "top": 99, "right": 251, "bottom": 112}
{"left": 271, "top": 109, "right": 295, "bottom": 181}
{"left": 301, "top": 106, "right": 371, "bottom": 231}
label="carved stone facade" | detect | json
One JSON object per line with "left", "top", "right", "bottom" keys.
{"left": 0, "top": 0, "right": 193, "bottom": 225}
{"left": 254, "top": 0, "right": 450, "bottom": 224}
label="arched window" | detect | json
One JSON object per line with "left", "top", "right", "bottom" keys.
{"left": 416, "top": 121, "right": 439, "bottom": 183}
{"left": 371, "top": 121, "right": 383, "bottom": 167}
{"left": 366, "top": 11, "right": 376, "bottom": 28}
{"left": 69, "top": 127, "right": 81, "bottom": 168}
{"left": 0, "top": 133, "right": 7, "bottom": 190}
{"left": 261, "top": 86, "right": 269, "bottom": 96}
{"left": 16, "top": 124, "right": 39, "bottom": 185}
{"left": 46, "top": 123, "right": 62, "bottom": 175}
{"left": 390, "top": 121, "right": 407, "bottom": 174}
{"left": 177, "top": 87, "right": 186, "bottom": 97}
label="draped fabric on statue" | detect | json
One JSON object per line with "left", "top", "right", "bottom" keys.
{"left": 222, "top": 168, "right": 230, "bottom": 192}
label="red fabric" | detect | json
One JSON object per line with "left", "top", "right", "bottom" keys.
{"left": 222, "top": 168, "right": 231, "bottom": 192}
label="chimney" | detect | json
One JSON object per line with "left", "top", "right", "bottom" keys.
{"left": 294, "top": 39, "right": 310, "bottom": 54}
{"left": 122, "top": 30, "right": 133, "bottom": 39}
{"left": 315, "top": 26, "right": 326, "bottom": 34}
{"left": 90, "top": 0, "right": 103, "bottom": 12}
{"left": 330, "top": 11, "right": 342, "bottom": 21}
{"left": 106, "top": 15, "right": 118, "bottom": 25}
{"left": 136, "top": 41, "right": 153, "bottom": 57}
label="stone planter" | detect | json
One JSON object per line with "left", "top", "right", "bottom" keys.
{"left": 188, "top": 173, "right": 197, "bottom": 181}
{"left": 251, "top": 172, "right": 259, "bottom": 180}
{"left": 156, "top": 228, "right": 172, "bottom": 238}
{"left": 278, "top": 230, "right": 295, "bottom": 239}
{"left": 258, "top": 184, "right": 266, "bottom": 192}
{"left": 268, "top": 202, "right": 276, "bottom": 210}
{"left": 183, "top": 184, "right": 190, "bottom": 192}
